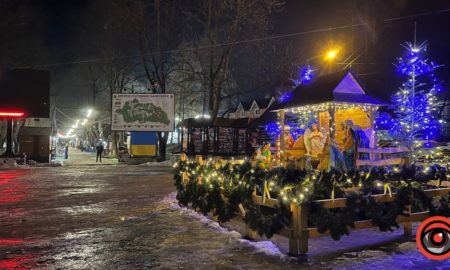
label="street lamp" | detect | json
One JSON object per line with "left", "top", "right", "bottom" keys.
{"left": 71, "top": 119, "right": 80, "bottom": 129}
{"left": 325, "top": 49, "right": 338, "bottom": 61}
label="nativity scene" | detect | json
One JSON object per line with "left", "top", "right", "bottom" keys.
{"left": 267, "top": 69, "right": 397, "bottom": 171}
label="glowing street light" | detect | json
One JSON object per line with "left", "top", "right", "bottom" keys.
{"left": 87, "top": 109, "right": 93, "bottom": 118}
{"left": 325, "top": 49, "right": 338, "bottom": 61}
{"left": 71, "top": 119, "right": 80, "bottom": 129}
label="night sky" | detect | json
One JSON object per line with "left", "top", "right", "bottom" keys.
{"left": 6, "top": 0, "right": 450, "bottom": 101}
{"left": 275, "top": 0, "right": 450, "bottom": 100}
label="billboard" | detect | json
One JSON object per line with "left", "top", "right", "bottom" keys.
{"left": 111, "top": 93, "right": 175, "bottom": 131}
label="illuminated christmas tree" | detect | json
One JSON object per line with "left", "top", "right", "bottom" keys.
{"left": 390, "top": 40, "right": 444, "bottom": 162}
{"left": 268, "top": 65, "right": 316, "bottom": 139}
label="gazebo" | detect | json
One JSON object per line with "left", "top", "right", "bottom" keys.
{"left": 271, "top": 69, "right": 392, "bottom": 167}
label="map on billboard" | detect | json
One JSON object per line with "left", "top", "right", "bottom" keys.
{"left": 112, "top": 94, "right": 175, "bottom": 131}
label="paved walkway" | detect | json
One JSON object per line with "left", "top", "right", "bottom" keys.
{"left": 52, "top": 147, "right": 118, "bottom": 165}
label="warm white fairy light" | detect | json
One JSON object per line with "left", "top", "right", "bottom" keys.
{"left": 280, "top": 102, "right": 379, "bottom": 114}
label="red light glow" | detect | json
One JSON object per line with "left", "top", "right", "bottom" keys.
{"left": 0, "top": 112, "right": 25, "bottom": 117}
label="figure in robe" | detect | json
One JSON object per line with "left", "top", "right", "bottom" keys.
{"left": 304, "top": 124, "right": 327, "bottom": 158}
{"left": 283, "top": 126, "right": 295, "bottom": 148}
{"left": 327, "top": 138, "right": 347, "bottom": 172}
{"left": 341, "top": 120, "right": 370, "bottom": 170}
{"left": 255, "top": 143, "right": 271, "bottom": 169}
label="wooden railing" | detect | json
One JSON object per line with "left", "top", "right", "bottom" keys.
{"left": 181, "top": 155, "right": 449, "bottom": 255}
{"left": 357, "top": 147, "right": 409, "bottom": 167}
{"left": 247, "top": 187, "right": 450, "bottom": 255}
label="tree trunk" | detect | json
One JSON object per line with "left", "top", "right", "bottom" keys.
{"left": 111, "top": 131, "right": 118, "bottom": 157}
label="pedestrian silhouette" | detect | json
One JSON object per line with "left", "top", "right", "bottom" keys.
{"left": 96, "top": 142, "right": 104, "bottom": 163}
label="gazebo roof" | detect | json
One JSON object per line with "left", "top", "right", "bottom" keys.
{"left": 272, "top": 69, "right": 386, "bottom": 112}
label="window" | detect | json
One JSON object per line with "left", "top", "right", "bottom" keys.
{"left": 255, "top": 109, "right": 260, "bottom": 115}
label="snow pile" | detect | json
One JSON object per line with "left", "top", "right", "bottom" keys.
{"left": 396, "top": 241, "right": 417, "bottom": 251}
{"left": 0, "top": 159, "right": 18, "bottom": 169}
{"left": 329, "top": 241, "right": 450, "bottom": 269}
{"left": 162, "top": 192, "right": 285, "bottom": 258}
{"left": 161, "top": 192, "right": 180, "bottom": 210}
{"left": 139, "top": 160, "right": 172, "bottom": 167}
{"left": 238, "top": 239, "right": 285, "bottom": 258}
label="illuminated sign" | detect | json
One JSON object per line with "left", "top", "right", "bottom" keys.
{"left": 0, "top": 112, "right": 25, "bottom": 117}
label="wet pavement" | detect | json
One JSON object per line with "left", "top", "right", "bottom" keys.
{"left": 1, "top": 161, "right": 449, "bottom": 269}
{"left": 51, "top": 147, "right": 118, "bottom": 166}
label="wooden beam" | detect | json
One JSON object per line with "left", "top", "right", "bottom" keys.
{"left": 253, "top": 188, "right": 450, "bottom": 210}
{"left": 313, "top": 188, "right": 450, "bottom": 209}
{"left": 358, "top": 147, "right": 409, "bottom": 154}
{"left": 280, "top": 110, "right": 286, "bottom": 165}
{"left": 252, "top": 192, "right": 279, "bottom": 208}
{"left": 357, "top": 158, "right": 403, "bottom": 167}
{"left": 308, "top": 211, "right": 431, "bottom": 238}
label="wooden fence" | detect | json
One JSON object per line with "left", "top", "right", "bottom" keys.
{"left": 248, "top": 187, "right": 450, "bottom": 255}
{"left": 357, "top": 147, "right": 409, "bottom": 167}
{"left": 181, "top": 155, "right": 450, "bottom": 255}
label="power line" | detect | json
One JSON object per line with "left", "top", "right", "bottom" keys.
{"left": 20, "top": 7, "right": 450, "bottom": 69}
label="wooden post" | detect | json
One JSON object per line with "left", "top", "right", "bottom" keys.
{"left": 180, "top": 153, "right": 188, "bottom": 184}
{"left": 328, "top": 104, "right": 336, "bottom": 139}
{"left": 245, "top": 225, "right": 258, "bottom": 240}
{"left": 280, "top": 110, "right": 286, "bottom": 166}
{"left": 195, "top": 155, "right": 204, "bottom": 165}
{"left": 239, "top": 201, "right": 258, "bottom": 240}
{"left": 289, "top": 203, "right": 309, "bottom": 255}
{"left": 403, "top": 204, "right": 412, "bottom": 235}
{"left": 369, "top": 109, "right": 377, "bottom": 160}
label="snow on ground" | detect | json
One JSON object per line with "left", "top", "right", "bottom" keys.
{"left": 0, "top": 158, "right": 19, "bottom": 169}
{"left": 1, "top": 165, "right": 448, "bottom": 269}
{"left": 139, "top": 160, "right": 173, "bottom": 166}
{"left": 163, "top": 192, "right": 450, "bottom": 269}
{"left": 162, "top": 192, "right": 286, "bottom": 258}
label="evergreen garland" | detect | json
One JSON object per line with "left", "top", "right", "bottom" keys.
{"left": 243, "top": 204, "right": 291, "bottom": 238}
{"left": 173, "top": 160, "right": 449, "bottom": 241}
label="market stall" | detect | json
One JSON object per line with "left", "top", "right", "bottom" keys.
{"left": 178, "top": 117, "right": 254, "bottom": 157}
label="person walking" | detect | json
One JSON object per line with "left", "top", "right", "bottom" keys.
{"left": 96, "top": 141, "right": 104, "bottom": 163}
{"left": 64, "top": 144, "right": 69, "bottom": 159}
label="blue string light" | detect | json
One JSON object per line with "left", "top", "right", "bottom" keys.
{"left": 388, "top": 40, "right": 445, "bottom": 150}
{"left": 289, "top": 65, "right": 316, "bottom": 89}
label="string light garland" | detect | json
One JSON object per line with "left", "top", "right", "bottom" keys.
{"left": 377, "top": 40, "right": 446, "bottom": 164}
{"left": 174, "top": 158, "right": 450, "bottom": 239}
{"left": 284, "top": 102, "right": 379, "bottom": 114}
